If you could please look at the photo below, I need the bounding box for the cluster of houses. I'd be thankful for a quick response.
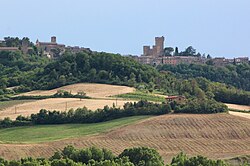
[35,36,92,58]
[211,57,249,66]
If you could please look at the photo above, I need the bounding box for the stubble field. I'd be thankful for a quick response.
[17,83,135,98]
[0,113,250,163]
[0,83,136,119]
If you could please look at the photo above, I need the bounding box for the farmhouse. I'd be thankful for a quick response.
[165,96,186,103]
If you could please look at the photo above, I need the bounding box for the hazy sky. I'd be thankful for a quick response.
[1,0,250,58]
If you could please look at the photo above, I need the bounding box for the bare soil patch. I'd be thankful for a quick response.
[1,114,250,163]
[17,83,135,98]
[0,98,134,120]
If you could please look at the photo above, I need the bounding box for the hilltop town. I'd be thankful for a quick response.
[131,36,249,66]
[0,36,92,59]
[0,36,249,66]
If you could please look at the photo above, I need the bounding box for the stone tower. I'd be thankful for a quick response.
[155,36,164,56]
[143,46,150,56]
[51,36,57,43]
[21,39,29,54]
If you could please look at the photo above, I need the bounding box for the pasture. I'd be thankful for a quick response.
[0,116,150,143]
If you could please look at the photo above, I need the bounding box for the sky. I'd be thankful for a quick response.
[1,0,250,58]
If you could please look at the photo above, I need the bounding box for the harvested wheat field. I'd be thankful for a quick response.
[229,111,250,120]
[1,114,250,163]
[0,98,134,120]
[18,83,135,98]
[226,103,250,111]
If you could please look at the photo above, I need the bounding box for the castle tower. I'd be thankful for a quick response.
[143,46,150,56]
[21,39,29,54]
[51,36,57,43]
[155,36,164,56]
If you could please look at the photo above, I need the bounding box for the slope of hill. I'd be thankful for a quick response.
[0,98,136,120]
[158,63,250,91]
[1,114,250,162]
[0,83,136,120]
[1,50,250,106]
[0,116,150,143]
[17,83,135,98]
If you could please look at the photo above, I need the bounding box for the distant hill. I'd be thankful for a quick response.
[0,49,249,105]
[158,63,250,91]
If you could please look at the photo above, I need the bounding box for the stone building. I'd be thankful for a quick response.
[36,36,66,58]
[234,57,249,64]
[136,36,207,66]
[165,95,186,103]
[143,36,165,57]
[66,46,92,54]
[212,57,249,66]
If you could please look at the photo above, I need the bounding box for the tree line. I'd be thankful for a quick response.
[0,99,228,128]
[0,145,229,166]
[157,63,250,91]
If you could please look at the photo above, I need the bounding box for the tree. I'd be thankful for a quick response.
[77,90,86,101]
[0,78,8,89]
[58,75,66,87]
[128,73,136,87]
[185,46,196,56]
[98,70,109,80]
[164,47,174,56]
[174,47,179,56]
[207,54,212,59]
[88,68,97,81]
[62,145,76,158]
[119,147,164,166]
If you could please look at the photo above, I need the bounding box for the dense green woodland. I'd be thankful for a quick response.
[157,63,250,91]
[0,50,249,105]
[0,145,230,166]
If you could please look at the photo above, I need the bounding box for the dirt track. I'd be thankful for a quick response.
[1,114,250,163]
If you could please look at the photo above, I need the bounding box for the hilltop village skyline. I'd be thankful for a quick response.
[0,36,249,66]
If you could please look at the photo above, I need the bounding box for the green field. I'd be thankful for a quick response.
[0,100,35,111]
[115,91,165,102]
[0,116,151,144]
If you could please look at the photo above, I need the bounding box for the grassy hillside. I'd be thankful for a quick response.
[0,116,151,143]
[114,90,165,102]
